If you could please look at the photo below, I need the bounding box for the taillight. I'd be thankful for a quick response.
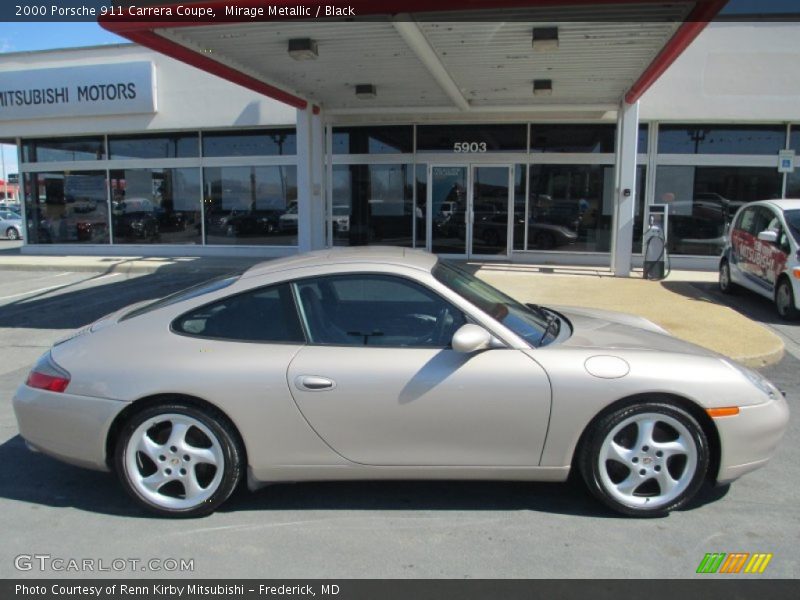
[26,352,71,393]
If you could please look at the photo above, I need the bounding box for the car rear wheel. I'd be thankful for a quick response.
[775,278,799,321]
[115,402,243,517]
[580,402,709,517]
[718,260,737,294]
[6,227,19,240]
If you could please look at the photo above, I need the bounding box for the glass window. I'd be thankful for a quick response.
[173,283,304,343]
[530,125,616,153]
[332,126,413,154]
[294,274,465,347]
[331,164,414,247]
[654,166,782,256]
[122,274,239,322]
[527,164,612,252]
[24,171,109,244]
[416,124,527,153]
[783,209,800,245]
[203,166,297,246]
[790,125,800,152]
[109,133,199,159]
[638,124,649,152]
[433,261,551,347]
[23,137,105,162]
[109,168,202,245]
[657,125,786,155]
[202,129,296,157]
[632,166,648,255]
[513,164,527,251]
[415,164,427,248]
[785,169,800,198]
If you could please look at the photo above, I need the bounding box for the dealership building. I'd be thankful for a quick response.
[1,1,799,274]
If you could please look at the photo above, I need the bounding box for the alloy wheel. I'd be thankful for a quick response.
[124,413,225,511]
[597,412,698,510]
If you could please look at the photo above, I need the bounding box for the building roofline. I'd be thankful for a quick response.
[0,42,138,59]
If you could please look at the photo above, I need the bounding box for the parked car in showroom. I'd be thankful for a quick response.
[719,199,800,320]
[0,209,23,240]
[14,248,788,518]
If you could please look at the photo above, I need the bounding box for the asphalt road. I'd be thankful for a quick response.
[0,267,797,579]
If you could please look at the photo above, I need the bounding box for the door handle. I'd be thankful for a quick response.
[295,375,336,391]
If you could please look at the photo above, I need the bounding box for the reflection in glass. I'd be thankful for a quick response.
[529,125,615,153]
[23,137,105,162]
[527,165,610,252]
[431,166,468,254]
[331,164,414,247]
[658,125,786,155]
[110,169,201,244]
[24,171,109,244]
[202,129,296,157]
[654,166,782,256]
[109,134,199,159]
[513,164,527,251]
[471,166,510,256]
[332,126,413,154]
[415,164,427,248]
[203,166,298,246]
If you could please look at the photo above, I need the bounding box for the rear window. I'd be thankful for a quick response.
[121,274,239,321]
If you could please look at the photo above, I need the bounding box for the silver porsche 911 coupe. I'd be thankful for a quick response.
[13,248,789,518]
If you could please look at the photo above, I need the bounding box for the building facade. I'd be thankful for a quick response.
[1,21,799,270]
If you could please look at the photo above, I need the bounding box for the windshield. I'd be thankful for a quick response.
[785,209,800,244]
[120,273,239,321]
[433,261,551,347]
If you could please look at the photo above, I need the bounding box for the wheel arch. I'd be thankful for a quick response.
[104,393,247,471]
[572,392,721,483]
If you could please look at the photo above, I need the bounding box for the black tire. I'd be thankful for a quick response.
[775,278,800,321]
[579,402,709,517]
[114,402,244,518]
[718,259,737,295]
[6,227,19,240]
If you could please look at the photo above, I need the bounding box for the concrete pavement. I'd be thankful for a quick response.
[0,251,785,367]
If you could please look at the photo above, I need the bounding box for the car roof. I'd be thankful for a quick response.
[241,246,439,279]
[754,198,800,211]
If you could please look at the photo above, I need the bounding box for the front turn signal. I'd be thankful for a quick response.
[706,407,740,418]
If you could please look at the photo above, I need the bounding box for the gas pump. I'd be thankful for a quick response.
[643,204,669,281]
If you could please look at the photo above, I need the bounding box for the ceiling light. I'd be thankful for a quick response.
[355,84,377,99]
[532,27,559,52]
[533,79,553,96]
[288,38,318,60]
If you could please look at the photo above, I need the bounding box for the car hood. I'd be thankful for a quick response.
[552,305,719,358]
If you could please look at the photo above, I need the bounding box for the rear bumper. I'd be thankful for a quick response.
[12,384,129,472]
[715,394,790,484]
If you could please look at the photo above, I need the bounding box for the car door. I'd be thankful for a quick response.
[286,273,551,467]
[730,206,762,291]
[751,207,790,292]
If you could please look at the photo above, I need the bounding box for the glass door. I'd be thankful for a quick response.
[430,165,468,256]
[470,165,512,258]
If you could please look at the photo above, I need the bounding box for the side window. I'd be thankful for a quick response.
[294,274,466,347]
[737,207,757,234]
[172,283,305,343]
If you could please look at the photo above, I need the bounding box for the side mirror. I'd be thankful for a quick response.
[451,324,493,353]
[757,229,778,244]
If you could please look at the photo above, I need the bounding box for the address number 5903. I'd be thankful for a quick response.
[453,142,488,153]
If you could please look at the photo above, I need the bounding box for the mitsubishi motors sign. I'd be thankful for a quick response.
[0,61,156,121]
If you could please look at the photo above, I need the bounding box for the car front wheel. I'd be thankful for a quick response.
[775,278,799,321]
[115,402,243,517]
[6,227,19,240]
[718,259,737,294]
[580,402,709,517]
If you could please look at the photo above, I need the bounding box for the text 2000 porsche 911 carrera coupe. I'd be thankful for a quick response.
[13,248,788,517]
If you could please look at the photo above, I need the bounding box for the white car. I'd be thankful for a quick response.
[719,199,800,319]
[0,209,23,240]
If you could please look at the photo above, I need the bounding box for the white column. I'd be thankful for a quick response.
[611,100,640,277]
[296,107,327,252]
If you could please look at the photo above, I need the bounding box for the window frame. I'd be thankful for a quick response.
[289,272,468,349]
[169,281,307,345]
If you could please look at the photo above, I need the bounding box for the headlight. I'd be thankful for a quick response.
[722,359,780,400]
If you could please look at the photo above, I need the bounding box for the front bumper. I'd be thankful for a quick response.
[715,394,790,484]
[12,384,129,472]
